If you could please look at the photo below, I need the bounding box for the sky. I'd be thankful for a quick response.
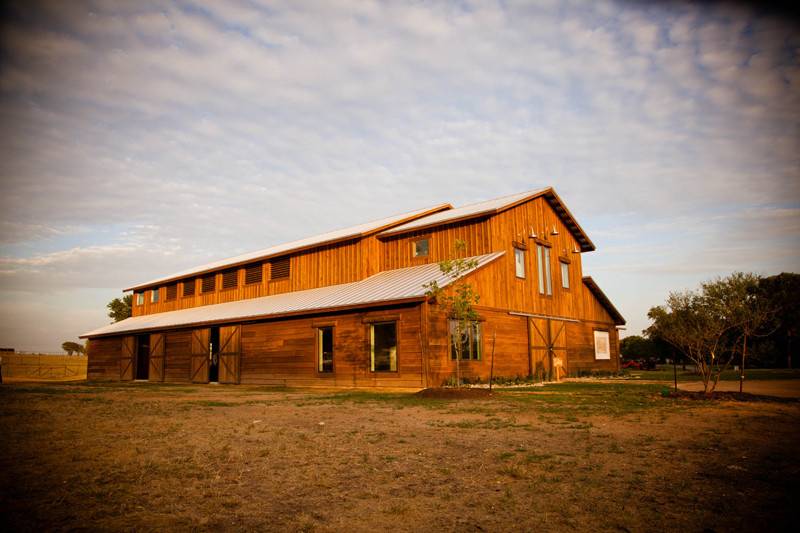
[0,0,798,352]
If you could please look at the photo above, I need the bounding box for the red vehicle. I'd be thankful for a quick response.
[621,360,642,370]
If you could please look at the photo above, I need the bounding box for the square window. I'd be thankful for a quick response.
[594,330,610,360]
[413,238,429,258]
[370,322,397,372]
[222,269,238,290]
[449,320,482,361]
[245,263,263,285]
[201,274,216,293]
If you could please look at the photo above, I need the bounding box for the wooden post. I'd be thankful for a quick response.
[526,318,533,379]
[740,333,747,394]
[673,353,677,393]
[489,329,497,392]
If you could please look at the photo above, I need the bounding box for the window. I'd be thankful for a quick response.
[222,269,238,290]
[183,279,195,297]
[536,244,552,296]
[166,283,178,301]
[151,288,160,303]
[135,292,144,306]
[560,260,570,289]
[514,248,525,278]
[449,320,482,361]
[370,322,397,372]
[317,327,334,373]
[245,263,263,285]
[201,274,216,293]
[594,330,611,360]
[412,238,429,257]
[271,256,290,279]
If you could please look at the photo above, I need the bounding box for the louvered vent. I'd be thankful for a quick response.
[270,257,290,279]
[222,269,238,290]
[183,280,195,297]
[166,283,178,301]
[245,263,263,285]
[202,274,216,293]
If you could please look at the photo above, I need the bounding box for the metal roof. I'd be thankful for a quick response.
[84,252,505,338]
[377,187,596,252]
[125,202,452,291]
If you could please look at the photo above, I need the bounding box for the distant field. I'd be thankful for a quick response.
[626,367,800,382]
[1,381,797,531]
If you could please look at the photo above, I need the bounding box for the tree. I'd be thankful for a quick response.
[107,294,132,323]
[61,341,85,356]
[758,273,800,368]
[423,240,480,388]
[645,273,757,395]
[620,335,655,360]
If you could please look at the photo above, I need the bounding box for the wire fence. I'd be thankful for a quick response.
[0,354,88,382]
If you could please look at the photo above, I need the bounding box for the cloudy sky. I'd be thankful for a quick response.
[0,0,798,352]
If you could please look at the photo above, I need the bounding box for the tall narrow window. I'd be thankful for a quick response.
[183,279,195,297]
[166,283,178,301]
[245,263,263,285]
[317,327,334,373]
[201,274,216,293]
[536,244,552,296]
[412,238,429,257]
[449,320,482,360]
[560,260,570,289]
[151,288,160,303]
[222,269,238,290]
[135,292,144,305]
[514,248,525,279]
[594,330,611,360]
[270,257,290,279]
[370,322,397,372]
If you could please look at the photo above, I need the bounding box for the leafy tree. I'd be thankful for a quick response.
[107,294,132,323]
[757,273,800,368]
[424,240,480,388]
[620,335,655,360]
[61,341,84,355]
[646,273,758,395]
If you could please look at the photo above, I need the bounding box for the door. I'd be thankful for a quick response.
[190,328,210,383]
[135,334,150,379]
[149,332,165,382]
[218,325,241,384]
[528,318,568,381]
[120,336,135,381]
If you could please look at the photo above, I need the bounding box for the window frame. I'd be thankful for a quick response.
[316,326,334,374]
[412,237,429,258]
[536,244,553,296]
[182,279,195,298]
[150,288,160,304]
[448,319,482,361]
[135,292,144,306]
[514,247,526,279]
[165,283,178,301]
[560,260,570,290]
[244,263,263,285]
[270,257,290,280]
[369,321,398,373]
[201,274,216,294]
[221,268,238,291]
[593,330,611,360]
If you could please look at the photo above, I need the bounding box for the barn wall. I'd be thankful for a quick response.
[566,321,620,373]
[86,337,122,380]
[164,330,192,382]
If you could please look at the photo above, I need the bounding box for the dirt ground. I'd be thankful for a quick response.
[678,379,800,398]
[1,382,798,532]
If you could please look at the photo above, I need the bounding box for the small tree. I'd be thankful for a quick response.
[423,240,480,388]
[61,341,84,356]
[107,294,132,323]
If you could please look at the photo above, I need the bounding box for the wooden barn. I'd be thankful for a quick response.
[82,188,625,388]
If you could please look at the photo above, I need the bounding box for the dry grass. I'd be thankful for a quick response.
[0,381,798,532]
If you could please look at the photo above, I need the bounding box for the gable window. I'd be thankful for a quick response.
[183,279,195,297]
[594,330,611,360]
[245,263,263,285]
[135,292,144,306]
[560,260,570,289]
[449,320,482,361]
[270,256,290,280]
[514,248,525,279]
[201,274,216,293]
[317,326,334,373]
[536,244,552,296]
[222,269,238,290]
[412,238,429,258]
[370,322,397,372]
[151,288,160,303]
[166,283,178,301]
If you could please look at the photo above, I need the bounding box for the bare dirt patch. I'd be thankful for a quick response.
[415,387,495,399]
[1,382,798,532]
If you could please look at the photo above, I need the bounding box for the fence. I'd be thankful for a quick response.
[1,354,88,382]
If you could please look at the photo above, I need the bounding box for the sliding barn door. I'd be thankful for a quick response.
[218,325,241,384]
[120,336,135,381]
[149,332,165,382]
[528,318,569,381]
[190,328,210,383]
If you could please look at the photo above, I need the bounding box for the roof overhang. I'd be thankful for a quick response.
[582,276,626,326]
